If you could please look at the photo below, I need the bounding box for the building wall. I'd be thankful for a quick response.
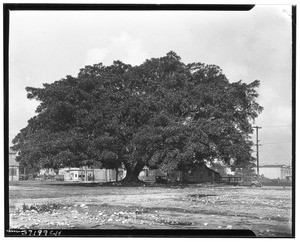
[185,168,207,183]
[93,169,107,182]
[260,167,282,179]
[60,168,118,182]
[63,168,93,181]
[169,171,183,182]
[169,166,221,183]
[106,169,116,182]
[9,166,19,181]
[94,169,117,182]
[183,166,221,183]
[281,166,292,179]
[9,151,19,181]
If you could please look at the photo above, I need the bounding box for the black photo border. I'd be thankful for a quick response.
[3,3,295,238]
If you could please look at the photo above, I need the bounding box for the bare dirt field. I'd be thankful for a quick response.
[8,181,293,237]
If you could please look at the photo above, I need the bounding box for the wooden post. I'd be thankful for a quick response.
[253,126,262,176]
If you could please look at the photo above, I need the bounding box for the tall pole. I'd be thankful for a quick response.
[253,126,262,176]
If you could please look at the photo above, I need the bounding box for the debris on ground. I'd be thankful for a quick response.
[9,182,292,237]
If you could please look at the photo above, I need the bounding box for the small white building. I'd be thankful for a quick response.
[59,167,94,181]
[259,165,292,179]
[94,169,117,182]
[58,167,123,182]
[9,149,19,181]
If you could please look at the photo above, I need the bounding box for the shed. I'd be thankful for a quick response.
[61,167,94,181]
[169,163,221,183]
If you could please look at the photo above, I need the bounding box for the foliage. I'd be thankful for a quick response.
[11,51,263,181]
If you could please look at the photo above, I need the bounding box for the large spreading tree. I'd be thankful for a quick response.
[11,51,263,182]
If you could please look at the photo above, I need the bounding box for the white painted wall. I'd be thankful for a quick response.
[260,167,282,179]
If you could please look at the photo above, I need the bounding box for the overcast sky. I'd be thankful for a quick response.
[9,5,293,166]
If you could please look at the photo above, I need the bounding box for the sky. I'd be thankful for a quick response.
[8,5,293,166]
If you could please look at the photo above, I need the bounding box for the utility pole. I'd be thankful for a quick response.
[253,126,262,176]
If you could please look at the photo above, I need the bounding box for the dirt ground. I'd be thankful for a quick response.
[8,181,293,237]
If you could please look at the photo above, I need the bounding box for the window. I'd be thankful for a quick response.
[75,174,77,177]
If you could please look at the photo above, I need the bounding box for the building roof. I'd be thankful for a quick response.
[194,163,221,175]
[63,167,93,171]
[207,167,221,175]
[209,166,228,176]
[260,165,291,168]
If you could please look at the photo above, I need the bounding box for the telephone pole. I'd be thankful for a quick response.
[253,126,262,176]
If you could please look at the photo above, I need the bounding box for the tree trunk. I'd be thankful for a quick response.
[122,162,144,183]
[122,167,141,182]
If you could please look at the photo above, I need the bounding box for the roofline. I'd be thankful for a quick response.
[260,165,292,168]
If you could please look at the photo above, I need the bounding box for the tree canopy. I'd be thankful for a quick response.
[11,51,263,181]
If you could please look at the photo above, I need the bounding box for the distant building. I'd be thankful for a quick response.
[181,163,221,183]
[259,165,292,179]
[59,167,94,181]
[168,170,184,182]
[93,169,118,182]
[139,163,221,183]
[58,167,123,182]
[9,149,19,181]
